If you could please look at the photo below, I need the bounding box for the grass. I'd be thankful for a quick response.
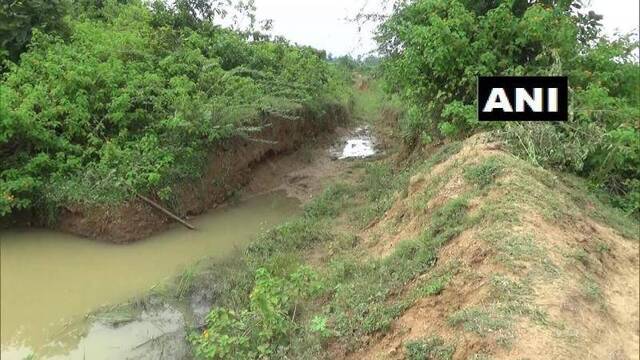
[303,183,352,218]
[582,277,604,305]
[448,306,513,339]
[351,78,385,123]
[319,195,473,349]
[405,336,455,360]
[464,157,503,189]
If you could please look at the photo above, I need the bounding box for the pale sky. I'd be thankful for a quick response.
[248,0,639,56]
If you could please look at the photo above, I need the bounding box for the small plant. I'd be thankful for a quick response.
[190,266,322,359]
[304,183,351,218]
[595,242,611,255]
[464,158,502,189]
[568,248,592,268]
[582,277,604,304]
[405,336,454,360]
[176,267,196,299]
[309,315,332,338]
[448,307,512,337]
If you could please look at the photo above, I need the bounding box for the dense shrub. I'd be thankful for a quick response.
[378,0,639,214]
[0,0,350,219]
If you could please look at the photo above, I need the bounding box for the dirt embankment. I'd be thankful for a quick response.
[344,135,639,359]
[57,105,349,243]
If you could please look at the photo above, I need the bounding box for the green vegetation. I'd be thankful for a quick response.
[0,0,351,221]
[405,336,455,360]
[189,266,323,359]
[187,142,471,357]
[463,157,502,189]
[3,1,638,359]
[378,0,639,215]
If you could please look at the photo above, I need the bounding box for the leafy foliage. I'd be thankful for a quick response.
[0,0,349,219]
[189,266,322,359]
[0,0,70,64]
[378,0,639,214]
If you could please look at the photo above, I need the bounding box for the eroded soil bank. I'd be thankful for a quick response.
[57,105,349,243]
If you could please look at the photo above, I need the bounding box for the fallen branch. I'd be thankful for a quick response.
[137,194,196,230]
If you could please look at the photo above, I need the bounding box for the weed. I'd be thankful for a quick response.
[304,183,352,218]
[404,336,454,360]
[309,315,332,338]
[464,157,502,189]
[448,306,515,346]
[420,276,448,296]
[490,275,532,303]
[582,277,604,305]
[567,248,592,268]
[190,266,322,359]
[595,242,611,255]
[448,306,512,336]
[176,266,197,299]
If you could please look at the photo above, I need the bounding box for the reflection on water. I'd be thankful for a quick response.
[0,192,300,359]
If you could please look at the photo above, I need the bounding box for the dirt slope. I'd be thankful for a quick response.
[351,134,639,359]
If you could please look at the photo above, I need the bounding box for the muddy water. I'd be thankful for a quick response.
[0,192,301,359]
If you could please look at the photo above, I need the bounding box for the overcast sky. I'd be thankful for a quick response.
[248,0,639,56]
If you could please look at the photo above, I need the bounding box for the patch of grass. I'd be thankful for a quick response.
[482,230,547,270]
[176,266,197,299]
[416,142,464,173]
[558,173,639,240]
[567,248,592,269]
[489,275,532,303]
[464,157,502,189]
[595,241,611,255]
[304,183,352,218]
[405,336,455,360]
[448,306,513,338]
[582,277,604,305]
[352,79,385,123]
[419,274,449,296]
[246,218,334,268]
[323,197,473,348]
[425,197,470,246]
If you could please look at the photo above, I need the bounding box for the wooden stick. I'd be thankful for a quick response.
[136,194,196,230]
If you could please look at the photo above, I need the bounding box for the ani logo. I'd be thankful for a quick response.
[478,76,568,121]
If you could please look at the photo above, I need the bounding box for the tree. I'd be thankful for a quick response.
[0,0,69,63]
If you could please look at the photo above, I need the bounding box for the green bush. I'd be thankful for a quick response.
[378,0,639,214]
[0,0,349,220]
[189,266,322,359]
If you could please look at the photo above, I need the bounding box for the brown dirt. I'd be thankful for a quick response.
[242,126,354,204]
[344,134,640,359]
[57,106,349,243]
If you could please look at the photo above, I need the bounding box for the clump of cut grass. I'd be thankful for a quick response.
[405,336,455,360]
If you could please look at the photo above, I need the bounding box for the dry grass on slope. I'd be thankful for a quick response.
[351,134,639,360]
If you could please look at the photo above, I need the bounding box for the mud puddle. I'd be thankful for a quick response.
[0,191,300,359]
[330,126,379,160]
